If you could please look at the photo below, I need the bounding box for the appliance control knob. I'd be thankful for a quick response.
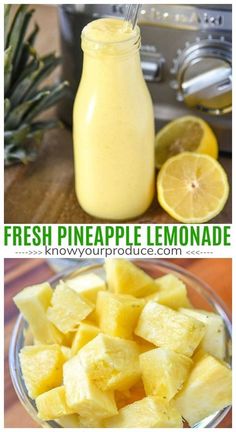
[140,46,165,82]
[171,37,232,114]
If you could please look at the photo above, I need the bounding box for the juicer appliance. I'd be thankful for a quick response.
[58,4,232,152]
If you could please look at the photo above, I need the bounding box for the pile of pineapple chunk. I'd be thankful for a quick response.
[13,259,232,428]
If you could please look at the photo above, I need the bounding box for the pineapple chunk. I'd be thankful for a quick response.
[56,414,81,428]
[60,346,71,361]
[105,259,157,297]
[140,348,193,400]
[63,357,118,418]
[79,417,104,427]
[104,396,183,428]
[78,334,141,391]
[19,345,64,398]
[36,386,75,420]
[115,380,146,409]
[96,291,144,339]
[135,301,205,357]
[71,321,100,355]
[61,331,75,348]
[13,283,63,344]
[86,308,98,324]
[175,352,232,426]
[180,308,226,360]
[66,272,106,303]
[47,281,94,333]
[134,335,156,353]
[146,274,191,309]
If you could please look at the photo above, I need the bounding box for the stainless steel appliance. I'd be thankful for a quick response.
[58,4,232,152]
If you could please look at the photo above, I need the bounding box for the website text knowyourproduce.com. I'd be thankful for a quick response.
[43,245,182,257]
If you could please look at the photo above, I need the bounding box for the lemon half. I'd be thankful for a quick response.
[157,152,229,223]
[155,116,218,168]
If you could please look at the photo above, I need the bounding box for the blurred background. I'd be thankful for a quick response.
[4,257,232,427]
[4,4,232,224]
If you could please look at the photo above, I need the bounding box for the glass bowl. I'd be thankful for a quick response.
[9,259,232,428]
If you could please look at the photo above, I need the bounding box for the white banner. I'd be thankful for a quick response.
[3,224,232,259]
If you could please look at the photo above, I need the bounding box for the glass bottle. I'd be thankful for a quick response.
[73,18,155,220]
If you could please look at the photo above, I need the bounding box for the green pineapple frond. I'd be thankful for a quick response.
[4,5,69,166]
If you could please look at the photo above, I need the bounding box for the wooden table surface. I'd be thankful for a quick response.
[4,258,232,428]
[4,5,232,224]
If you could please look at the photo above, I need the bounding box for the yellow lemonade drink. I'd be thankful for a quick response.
[73,18,155,220]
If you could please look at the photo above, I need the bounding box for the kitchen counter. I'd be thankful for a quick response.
[4,258,232,427]
[4,5,232,224]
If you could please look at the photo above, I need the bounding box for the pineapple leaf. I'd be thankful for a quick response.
[4,4,68,166]
[30,119,63,132]
[4,46,13,68]
[25,54,62,100]
[6,5,29,65]
[4,99,11,119]
[4,5,11,48]
[26,120,62,144]
[9,61,44,107]
[10,56,40,95]
[5,144,37,166]
[12,9,35,78]
[4,46,13,94]
[28,120,63,142]
[6,5,35,79]
[24,82,69,122]
[4,5,32,92]
[17,24,40,72]
[28,23,40,46]
[5,91,50,130]
[28,130,44,145]
[10,54,61,105]
[5,124,30,146]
